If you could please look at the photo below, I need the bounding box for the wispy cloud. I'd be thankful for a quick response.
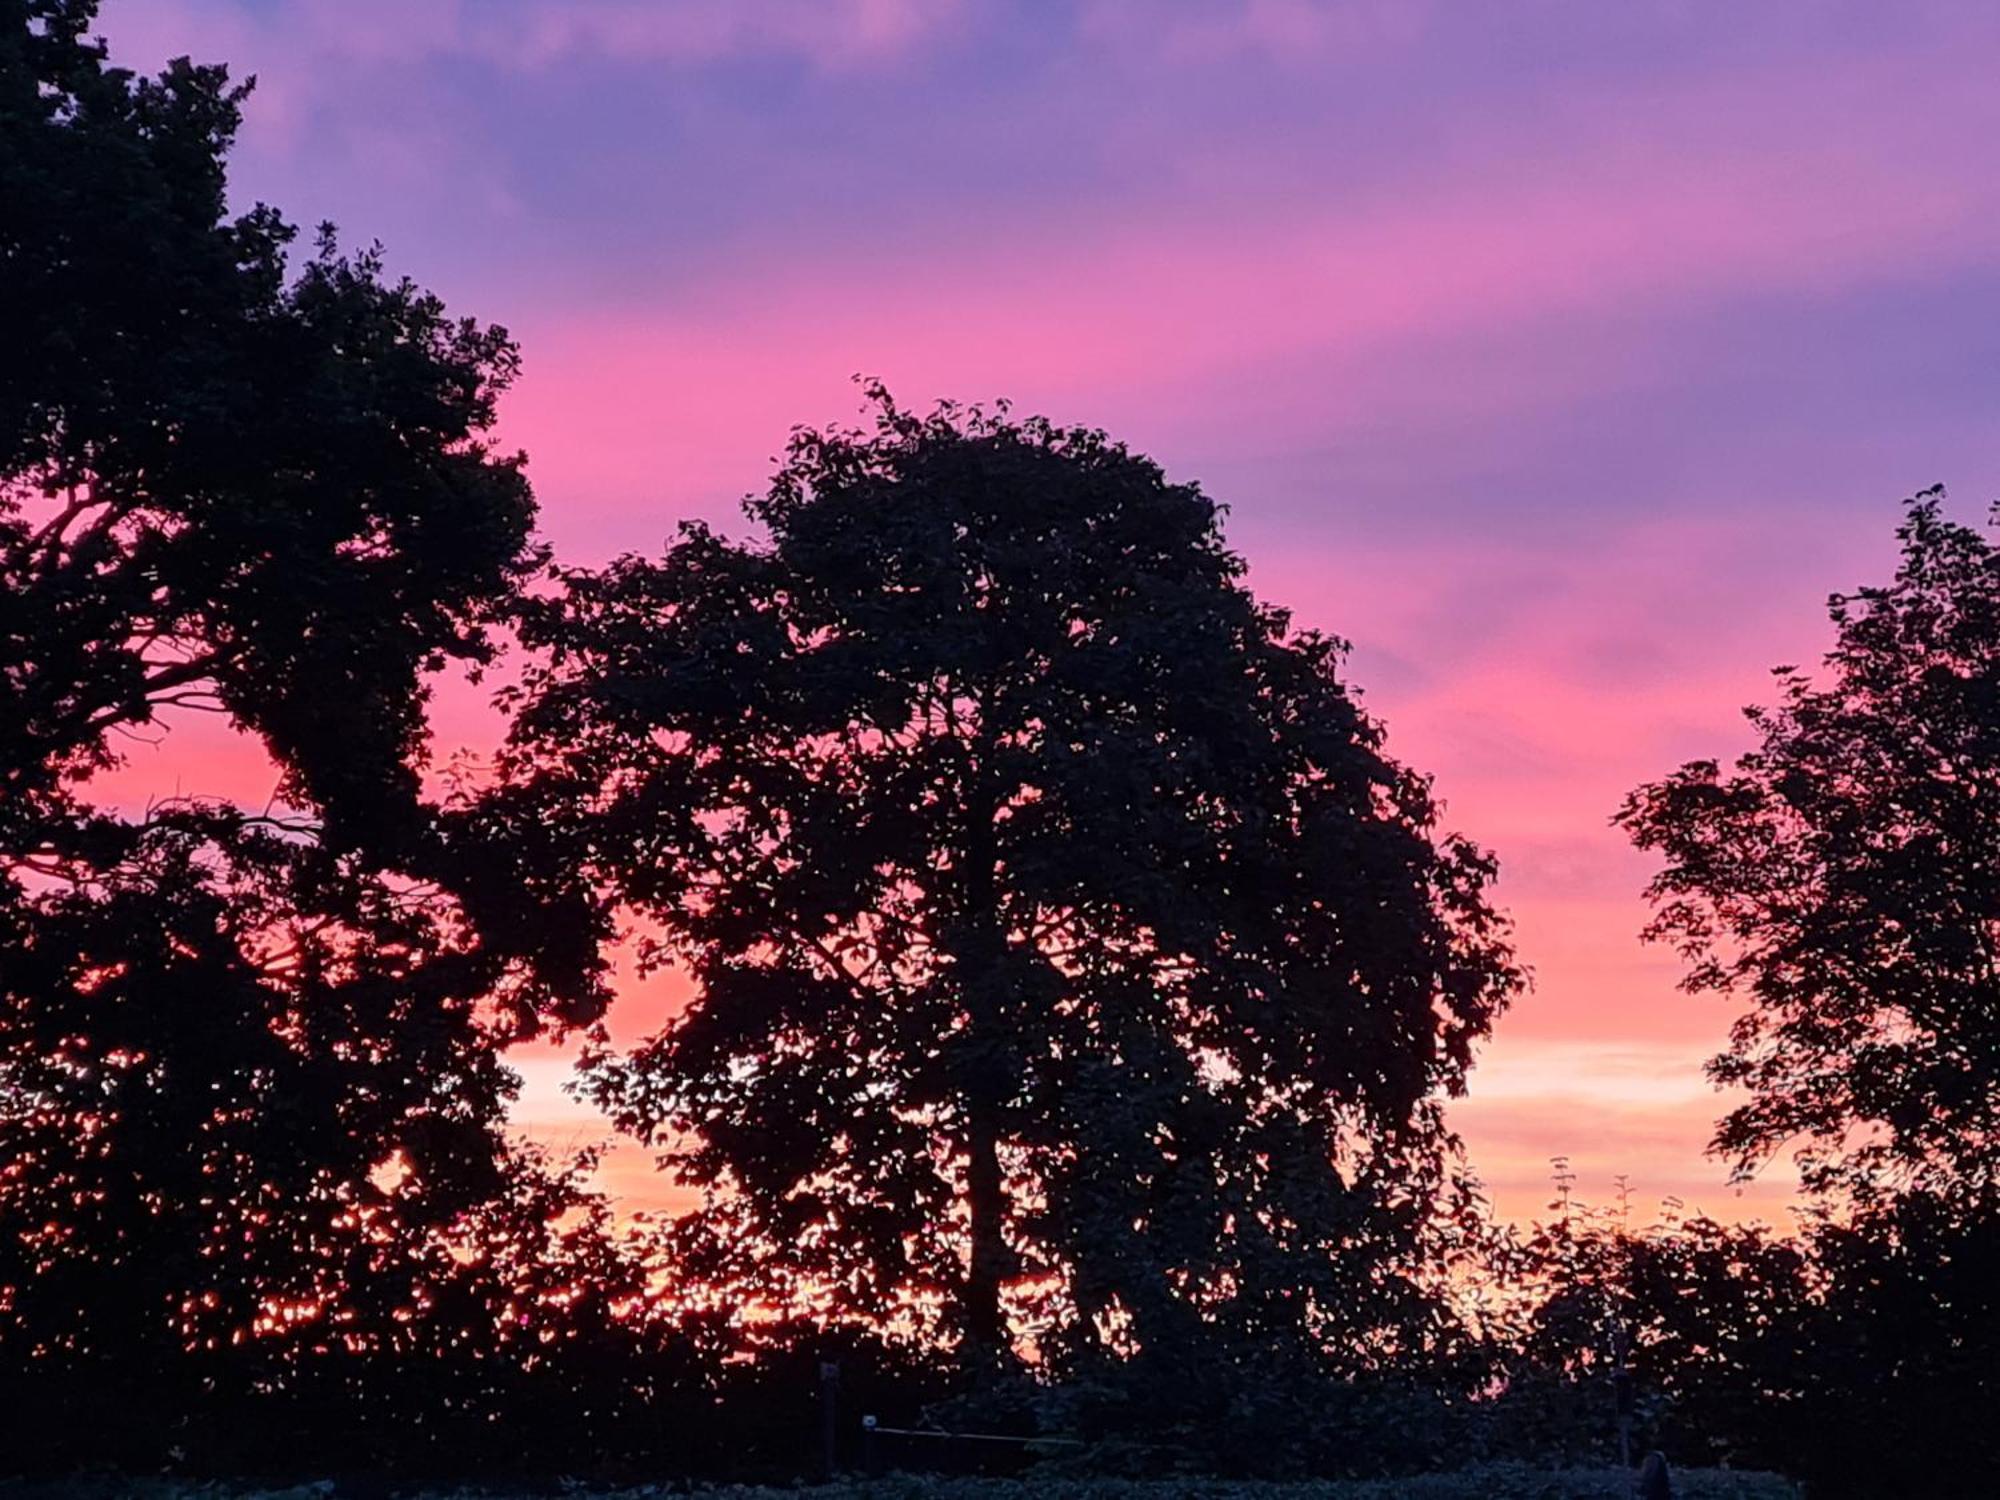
[484,0,963,69]
[104,0,960,76]
[1078,0,1432,66]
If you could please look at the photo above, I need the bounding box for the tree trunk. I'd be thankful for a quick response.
[963,1101,1008,1356]
[958,708,1011,1364]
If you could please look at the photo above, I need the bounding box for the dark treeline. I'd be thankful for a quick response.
[2,6,1996,1496]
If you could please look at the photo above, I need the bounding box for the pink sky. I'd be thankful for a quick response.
[94,0,2000,1228]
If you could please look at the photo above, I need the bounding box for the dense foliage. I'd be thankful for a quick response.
[3,6,537,860]
[0,0,615,1470]
[499,389,1520,1391]
[1618,490,2000,1208]
[1617,490,2000,1495]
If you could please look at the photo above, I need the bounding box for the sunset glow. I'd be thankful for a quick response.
[91,0,2000,1232]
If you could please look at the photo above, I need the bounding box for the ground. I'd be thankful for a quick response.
[0,1466,1801,1499]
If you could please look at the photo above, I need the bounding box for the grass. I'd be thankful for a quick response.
[0,1466,1803,1500]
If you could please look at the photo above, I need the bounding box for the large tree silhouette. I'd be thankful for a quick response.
[1619,491,2000,1209]
[0,3,609,1463]
[504,390,1520,1374]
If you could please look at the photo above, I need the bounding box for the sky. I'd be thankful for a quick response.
[96,0,2000,1228]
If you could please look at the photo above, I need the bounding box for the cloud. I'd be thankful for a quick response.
[101,0,961,78]
[486,0,961,69]
[486,25,2000,548]
[1452,1037,1802,1226]
[1077,0,1432,66]
[96,0,966,184]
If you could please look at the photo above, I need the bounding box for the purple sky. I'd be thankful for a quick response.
[99,0,2000,1225]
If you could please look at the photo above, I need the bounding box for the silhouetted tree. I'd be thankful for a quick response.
[1618,490,2000,1209]
[1,2,557,853]
[502,387,1521,1383]
[0,3,614,1470]
[1618,489,2000,1496]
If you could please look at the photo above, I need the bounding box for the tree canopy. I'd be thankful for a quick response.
[501,388,1521,1378]
[2,0,553,869]
[1618,490,2000,1209]
[1613,490,2000,1496]
[0,2,611,1463]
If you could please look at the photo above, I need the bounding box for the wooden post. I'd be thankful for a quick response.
[1611,1342,1634,1470]
[818,1359,841,1478]
[1636,1450,1673,1499]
